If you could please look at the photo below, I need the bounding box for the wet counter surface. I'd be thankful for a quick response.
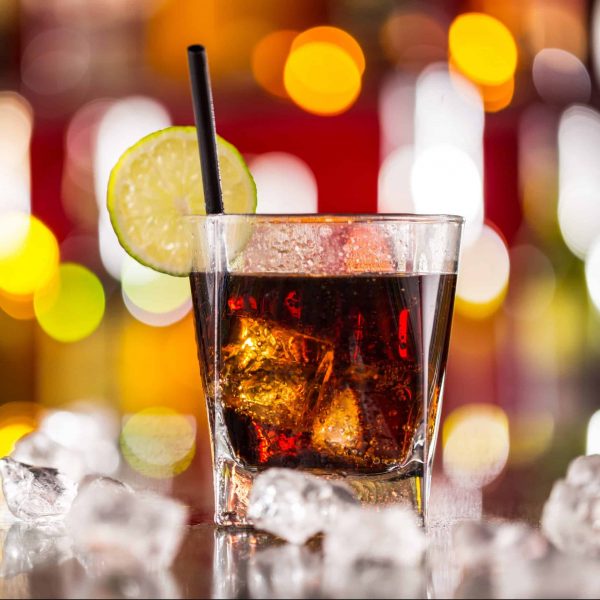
[0,480,551,600]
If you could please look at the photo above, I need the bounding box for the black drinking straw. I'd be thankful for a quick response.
[187,44,224,214]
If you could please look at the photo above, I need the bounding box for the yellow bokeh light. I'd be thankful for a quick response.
[0,213,59,296]
[284,42,362,116]
[449,13,517,86]
[120,406,196,479]
[0,402,40,457]
[292,26,365,75]
[443,403,509,489]
[0,423,35,458]
[252,29,298,98]
[34,263,105,343]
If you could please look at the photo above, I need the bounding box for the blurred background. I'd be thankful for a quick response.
[1,0,599,521]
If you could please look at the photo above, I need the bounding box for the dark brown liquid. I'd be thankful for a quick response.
[192,273,456,474]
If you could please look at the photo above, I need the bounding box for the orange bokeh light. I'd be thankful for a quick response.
[252,29,298,98]
[449,13,517,86]
[0,289,35,320]
[292,26,365,74]
[284,41,362,116]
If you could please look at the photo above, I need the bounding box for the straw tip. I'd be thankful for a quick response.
[188,44,206,55]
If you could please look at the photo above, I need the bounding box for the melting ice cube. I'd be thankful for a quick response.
[323,506,427,569]
[67,477,188,572]
[0,458,78,522]
[247,468,358,545]
[541,454,600,557]
[222,317,333,432]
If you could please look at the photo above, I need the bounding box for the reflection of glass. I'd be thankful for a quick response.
[212,529,428,599]
[190,215,463,525]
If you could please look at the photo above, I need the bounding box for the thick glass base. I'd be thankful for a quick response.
[214,457,425,527]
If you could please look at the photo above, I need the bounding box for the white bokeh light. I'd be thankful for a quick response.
[456,225,510,308]
[121,255,192,328]
[377,146,414,213]
[0,93,32,215]
[411,144,483,244]
[378,72,416,159]
[586,409,600,455]
[558,105,600,258]
[414,65,484,167]
[413,65,484,245]
[94,96,171,279]
[250,152,318,213]
[532,48,591,105]
[585,237,600,313]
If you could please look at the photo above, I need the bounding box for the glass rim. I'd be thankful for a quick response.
[184,212,465,224]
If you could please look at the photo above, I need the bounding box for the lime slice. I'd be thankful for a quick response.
[107,126,257,276]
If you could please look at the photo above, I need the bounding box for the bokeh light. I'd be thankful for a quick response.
[411,145,483,244]
[121,256,192,327]
[533,49,591,106]
[0,289,35,321]
[377,146,414,213]
[291,26,365,74]
[529,1,587,60]
[413,65,484,244]
[94,96,171,279]
[118,316,201,417]
[0,401,40,458]
[585,237,600,314]
[443,403,510,489]
[0,92,33,172]
[558,105,600,258]
[380,8,447,70]
[0,212,59,296]
[22,28,90,95]
[251,30,298,98]
[0,422,35,458]
[120,406,196,479]
[479,76,515,113]
[284,41,362,116]
[378,72,416,159]
[449,13,517,86]
[250,152,318,213]
[455,225,510,319]
[586,409,600,455]
[34,263,105,343]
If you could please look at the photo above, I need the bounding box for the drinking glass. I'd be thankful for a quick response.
[188,214,463,526]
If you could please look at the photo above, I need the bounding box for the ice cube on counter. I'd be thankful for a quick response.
[67,477,188,571]
[452,520,549,572]
[0,457,78,522]
[247,468,358,545]
[323,506,427,569]
[541,454,600,557]
[12,406,120,482]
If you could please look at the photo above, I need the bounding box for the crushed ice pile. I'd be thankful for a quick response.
[0,405,189,587]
